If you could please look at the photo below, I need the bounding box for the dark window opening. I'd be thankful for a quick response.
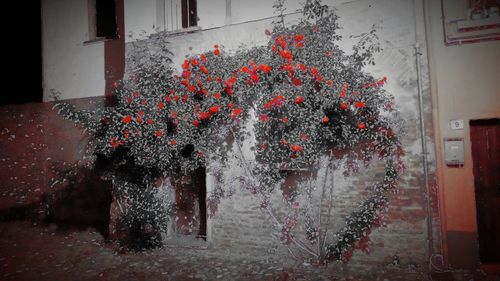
[96,0,117,38]
[181,0,197,28]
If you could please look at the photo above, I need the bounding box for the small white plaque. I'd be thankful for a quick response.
[450,119,464,130]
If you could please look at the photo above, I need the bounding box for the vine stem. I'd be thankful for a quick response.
[321,152,335,250]
[317,155,330,258]
[229,126,319,259]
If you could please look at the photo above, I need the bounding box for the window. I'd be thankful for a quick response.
[156,0,198,32]
[88,0,118,40]
[181,0,197,28]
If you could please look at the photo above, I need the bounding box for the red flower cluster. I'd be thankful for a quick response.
[264,95,286,109]
[240,61,272,84]
[294,96,305,104]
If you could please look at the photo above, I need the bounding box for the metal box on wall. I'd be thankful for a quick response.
[444,138,465,167]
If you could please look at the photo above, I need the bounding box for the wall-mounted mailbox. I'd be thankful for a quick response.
[444,138,464,167]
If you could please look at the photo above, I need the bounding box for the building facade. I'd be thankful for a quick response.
[33,0,500,273]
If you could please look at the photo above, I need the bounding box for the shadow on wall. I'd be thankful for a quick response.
[0,169,113,239]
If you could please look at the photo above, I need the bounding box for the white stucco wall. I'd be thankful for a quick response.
[123,0,357,42]
[42,0,105,101]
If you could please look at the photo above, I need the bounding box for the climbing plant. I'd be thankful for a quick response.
[54,0,404,263]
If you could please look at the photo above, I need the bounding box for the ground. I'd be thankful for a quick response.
[1,221,498,281]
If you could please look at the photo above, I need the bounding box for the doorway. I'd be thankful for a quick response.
[470,118,500,264]
[173,167,207,240]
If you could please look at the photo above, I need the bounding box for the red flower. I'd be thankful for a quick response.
[165,96,172,102]
[276,36,286,48]
[377,76,387,86]
[259,114,270,122]
[200,66,209,74]
[182,94,189,103]
[294,34,304,42]
[310,68,318,75]
[224,77,237,87]
[271,45,277,52]
[340,103,349,110]
[171,111,178,118]
[355,101,365,108]
[138,111,145,117]
[340,83,348,97]
[250,73,259,83]
[147,119,154,125]
[228,103,234,109]
[290,144,303,152]
[280,50,293,60]
[170,139,177,145]
[294,96,305,104]
[133,91,140,98]
[190,58,199,66]
[182,59,190,69]
[122,115,132,124]
[281,117,289,123]
[123,130,129,139]
[199,111,211,120]
[241,66,249,73]
[281,139,288,145]
[358,122,366,129]
[200,54,207,62]
[296,42,304,48]
[126,97,132,104]
[322,116,329,123]
[273,95,285,107]
[193,119,200,127]
[182,70,191,79]
[209,105,219,114]
[181,79,189,86]
[158,102,165,109]
[292,78,302,86]
[213,92,221,99]
[155,130,163,137]
[136,117,143,124]
[230,108,242,118]
[297,64,306,71]
[281,64,294,74]
[187,85,196,92]
[258,64,271,73]
[213,49,220,56]
[327,80,333,87]
[110,137,120,148]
